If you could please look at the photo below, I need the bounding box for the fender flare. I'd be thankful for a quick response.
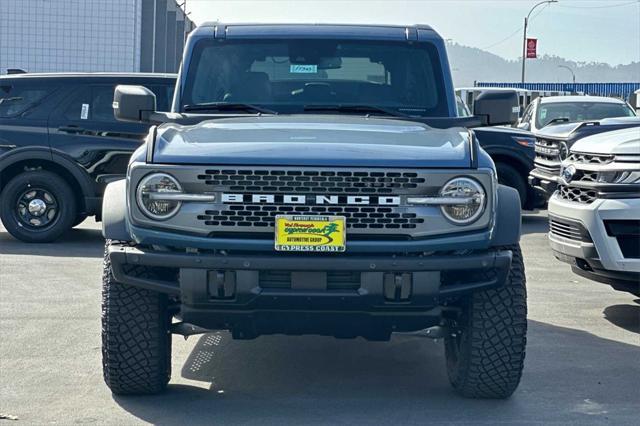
[102,179,131,241]
[482,146,532,172]
[490,184,522,247]
[0,147,95,198]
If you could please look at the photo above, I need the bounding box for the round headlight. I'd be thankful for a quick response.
[439,177,486,225]
[136,173,182,220]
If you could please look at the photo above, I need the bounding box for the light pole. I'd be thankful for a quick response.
[557,65,576,91]
[521,0,558,83]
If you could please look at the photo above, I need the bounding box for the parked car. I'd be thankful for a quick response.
[548,126,640,296]
[473,126,537,208]
[515,95,636,133]
[459,92,538,209]
[529,117,640,200]
[0,72,176,242]
[101,23,527,398]
[629,89,640,113]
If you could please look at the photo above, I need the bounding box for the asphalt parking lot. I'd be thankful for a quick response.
[0,211,638,425]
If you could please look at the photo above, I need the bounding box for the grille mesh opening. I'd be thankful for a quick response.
[259,271,361,290]
[558,184,597,204]
[197,205,424,229]
[549,217,591,242]
[197,169,426,194]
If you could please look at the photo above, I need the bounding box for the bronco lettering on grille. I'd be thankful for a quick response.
[221,194,401,206]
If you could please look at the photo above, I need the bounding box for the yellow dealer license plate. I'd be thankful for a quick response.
[275,215,346,252]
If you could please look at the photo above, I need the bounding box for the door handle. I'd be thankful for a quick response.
[58,125,84,133]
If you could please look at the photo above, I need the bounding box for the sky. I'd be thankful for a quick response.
[183,0,640,66]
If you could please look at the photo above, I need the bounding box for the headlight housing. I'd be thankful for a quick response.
[439,177,486,225]
[136,173,182,220]
[597,170,640,184]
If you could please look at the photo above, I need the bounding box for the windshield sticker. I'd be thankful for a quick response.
[81,103,89,120]
[290,64,318,74]
[539,108,547,120]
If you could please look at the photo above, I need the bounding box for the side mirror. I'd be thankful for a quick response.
[113,85,156,123]
[517,122,530,131]
[473,90,520,126]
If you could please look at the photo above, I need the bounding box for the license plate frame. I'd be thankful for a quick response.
[274,215,346,252]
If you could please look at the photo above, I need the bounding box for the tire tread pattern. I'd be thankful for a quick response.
[101,240,171,395]
[446,244,527,399]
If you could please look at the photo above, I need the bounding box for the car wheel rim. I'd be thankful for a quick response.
[15,187,59,230]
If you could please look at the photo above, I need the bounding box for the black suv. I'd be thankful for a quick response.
[0,73,176,242]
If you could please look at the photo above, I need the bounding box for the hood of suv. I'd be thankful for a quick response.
[152,115,472,168]
[570,127,640,155]
[536,117,640,140]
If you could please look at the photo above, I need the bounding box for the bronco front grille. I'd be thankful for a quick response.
[129,165,494,239]
[197,169,426,194]
[197,205,424,230]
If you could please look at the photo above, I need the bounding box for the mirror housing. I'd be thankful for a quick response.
[113,85,156,123]
[473,90,520,126]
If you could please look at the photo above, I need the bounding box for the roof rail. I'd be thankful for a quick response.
[6,68,27,74]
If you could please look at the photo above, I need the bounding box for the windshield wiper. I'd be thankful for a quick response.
[0,97,23,105]
[545,117,571,126]
[303,104,413,118]
[183,102,277,115]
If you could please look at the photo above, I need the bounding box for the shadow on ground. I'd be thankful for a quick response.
[521,213,549,236]
[0,228,104,257]
[604,302,640,334]
[113,319,639,425]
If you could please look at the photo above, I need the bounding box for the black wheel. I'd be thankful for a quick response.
[445,244,527,399]
[102,240,172,395]
[0,170,77,243]
[496,163,527,208]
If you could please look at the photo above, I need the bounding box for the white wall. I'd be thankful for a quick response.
[0,0,141,73]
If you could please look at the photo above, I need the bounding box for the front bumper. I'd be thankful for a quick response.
[528,168,559,199]
[548,194,640,294]
[108,243,513,339]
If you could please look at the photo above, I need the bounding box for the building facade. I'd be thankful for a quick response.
[0,0,193,74]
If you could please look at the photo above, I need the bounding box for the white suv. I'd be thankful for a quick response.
[548,127,640,296]
[516,95,636,133]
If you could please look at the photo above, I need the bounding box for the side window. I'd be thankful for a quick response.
[60,85,116,122]
[62,87,90,121]
[0,82,58,118]
[91,85,118,123]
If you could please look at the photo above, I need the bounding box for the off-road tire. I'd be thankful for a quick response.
[496,163,527,208]
[445,244,527,399]
[0,170,76,243]
[101,240,172,395]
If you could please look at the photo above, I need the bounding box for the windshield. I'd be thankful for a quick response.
[181,39,448,116]
[535,101,635,128]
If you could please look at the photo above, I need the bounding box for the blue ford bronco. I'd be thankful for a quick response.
[101,23,527,398]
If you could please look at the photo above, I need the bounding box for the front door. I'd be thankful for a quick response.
[47,83,151,195]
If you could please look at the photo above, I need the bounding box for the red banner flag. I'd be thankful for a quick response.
[526,38,537,59]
